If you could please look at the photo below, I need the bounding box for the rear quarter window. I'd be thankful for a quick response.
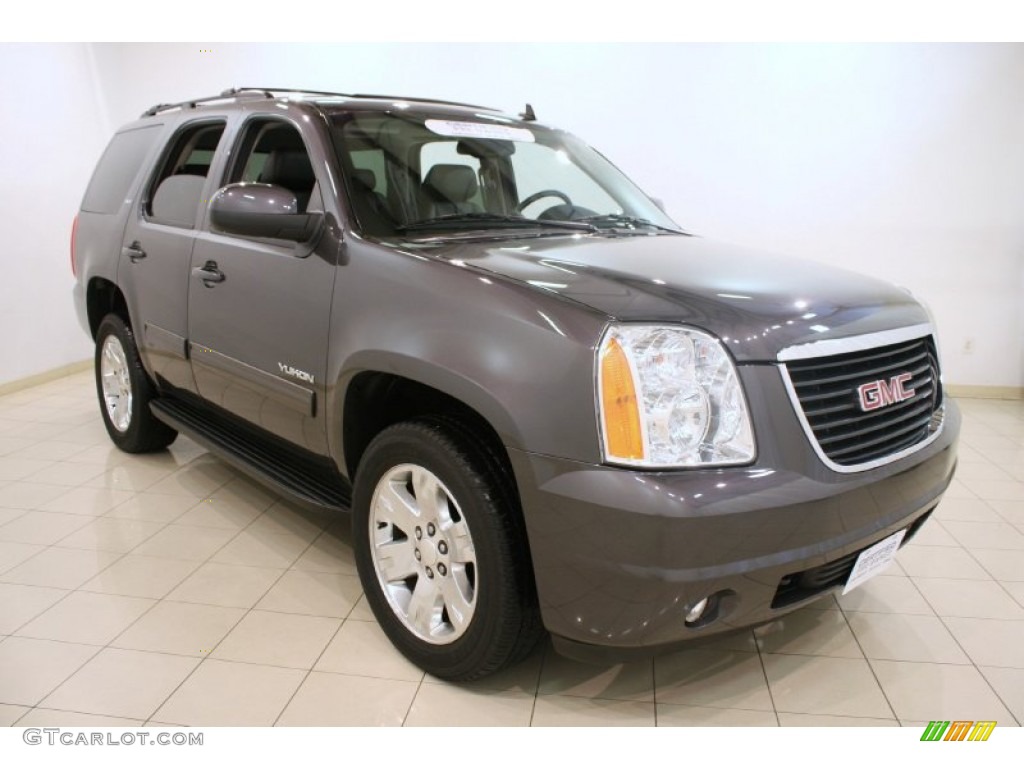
[81,125,162,214]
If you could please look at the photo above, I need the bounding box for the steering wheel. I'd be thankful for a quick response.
[516,189,572,213]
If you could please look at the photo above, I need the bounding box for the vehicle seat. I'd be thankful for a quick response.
[423,164,481,217]
[353,169,384,204]
[259,150,316,212]
[151,175,206,228]
[350,168,395,229]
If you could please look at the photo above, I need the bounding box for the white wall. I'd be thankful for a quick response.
[3,43,1022,388]
[0,44,109,385]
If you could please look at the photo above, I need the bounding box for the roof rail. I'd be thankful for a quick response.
[233,87,496,111]
[140,87,496,118]
[140,88,271,117]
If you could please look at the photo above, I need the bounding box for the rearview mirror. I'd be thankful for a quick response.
[209,183,322,242]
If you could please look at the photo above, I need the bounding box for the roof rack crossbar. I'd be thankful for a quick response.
[141,87,497,118]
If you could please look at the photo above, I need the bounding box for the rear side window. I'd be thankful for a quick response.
[81,125,162,214]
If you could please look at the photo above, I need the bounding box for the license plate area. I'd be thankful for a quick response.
[842,529,906,594]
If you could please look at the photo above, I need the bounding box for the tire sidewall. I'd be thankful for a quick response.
[353,423,512,678]
[94,315,157,451]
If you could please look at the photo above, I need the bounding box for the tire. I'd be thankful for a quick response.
[94,314,177,453]
[352,419,543,681]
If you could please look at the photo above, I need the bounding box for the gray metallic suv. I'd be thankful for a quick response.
[72,87,959,680]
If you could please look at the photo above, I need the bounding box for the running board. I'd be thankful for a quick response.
[151,398,351,513]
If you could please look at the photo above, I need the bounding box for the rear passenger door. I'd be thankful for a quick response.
[187,116,336,455]
[120,118,228,394]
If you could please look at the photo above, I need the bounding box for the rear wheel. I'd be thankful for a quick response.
[353,419,542,680]
[94,314,177,453]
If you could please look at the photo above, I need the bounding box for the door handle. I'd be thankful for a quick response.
[122,242,146,263]
[191,260,226,288]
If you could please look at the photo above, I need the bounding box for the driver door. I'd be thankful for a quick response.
[187,116,337,454]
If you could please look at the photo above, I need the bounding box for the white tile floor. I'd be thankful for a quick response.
[1,371,1023,727]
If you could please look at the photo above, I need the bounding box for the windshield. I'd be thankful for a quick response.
[329,110,683,238]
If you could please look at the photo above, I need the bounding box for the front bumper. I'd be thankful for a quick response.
[509,394,960,659]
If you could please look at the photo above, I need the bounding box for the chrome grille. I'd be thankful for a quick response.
[783,335,943,468]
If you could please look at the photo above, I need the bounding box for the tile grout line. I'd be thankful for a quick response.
[751,630,782,727]
[398,674,426,727]
[14,704,148,727]
[128,505,324,725]
[651,644,659,727]
[4,393,1022,726]
[931,611,1023,728]
[3,638,106,723]
[527,642,551,727]
[271,597,368,727]
[953,502,1024,591]
[835,595,900,723]
[891,565,1023,727]
[5,457,312,726]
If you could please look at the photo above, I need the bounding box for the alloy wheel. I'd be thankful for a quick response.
[369,463,478,644]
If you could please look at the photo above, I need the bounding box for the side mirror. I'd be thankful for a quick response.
[209,183,322,242]
[651,197,667,213]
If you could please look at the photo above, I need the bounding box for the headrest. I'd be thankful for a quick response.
[259,150,315,192]
[424,164,478,203]
[352,169,377,191]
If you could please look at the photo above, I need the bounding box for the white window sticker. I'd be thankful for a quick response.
[425,119,535,143]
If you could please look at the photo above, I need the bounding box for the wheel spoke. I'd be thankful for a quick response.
[376,539,418,583]
[369,461,479,645]
[112,397,126,427]
[406,576,442,637]
[375,480,420,534]
[440,576,473,633]
[99,336,132,432]
[444,519,476,563]
[412,468,446,521]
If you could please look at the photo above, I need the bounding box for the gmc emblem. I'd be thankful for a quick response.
[858,373,915,412]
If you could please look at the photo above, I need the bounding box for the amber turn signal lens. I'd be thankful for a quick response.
[600,336,644,461]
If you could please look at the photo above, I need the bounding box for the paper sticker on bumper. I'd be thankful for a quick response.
[842,529,906,594]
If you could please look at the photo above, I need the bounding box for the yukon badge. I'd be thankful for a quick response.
[278,363,315,385]
[857,373,914,412]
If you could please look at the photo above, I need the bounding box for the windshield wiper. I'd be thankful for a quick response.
[397,212,597,233]
[577,213,685,234]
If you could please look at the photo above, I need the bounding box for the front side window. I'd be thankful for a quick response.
[331,111,681,238]
[146,121,225,228]
[227,119,319,213]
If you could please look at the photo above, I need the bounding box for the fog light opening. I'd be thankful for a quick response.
[683,589,736,629]
[684,597,710,626]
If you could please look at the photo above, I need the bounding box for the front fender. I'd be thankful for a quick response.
[323,238,611,473]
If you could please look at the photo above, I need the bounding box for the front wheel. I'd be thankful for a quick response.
[94,314,177,453]
[352,419,542,681]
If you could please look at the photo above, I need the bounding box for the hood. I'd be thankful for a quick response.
[424,233,930,361]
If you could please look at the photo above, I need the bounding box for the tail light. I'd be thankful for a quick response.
[71,215,79,277]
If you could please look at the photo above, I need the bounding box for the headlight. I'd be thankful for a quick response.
[597,325,755,467]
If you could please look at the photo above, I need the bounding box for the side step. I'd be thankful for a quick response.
[151,398,351,513]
